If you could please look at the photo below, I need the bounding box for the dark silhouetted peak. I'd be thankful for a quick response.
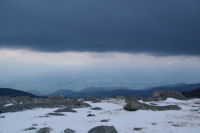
[0,88,36,97]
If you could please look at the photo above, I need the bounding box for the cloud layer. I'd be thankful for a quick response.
[0,0,200,55]
[0,49,200,91]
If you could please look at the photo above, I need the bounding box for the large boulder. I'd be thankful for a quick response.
[124,100,181,111]
[149,90,186,101]
[88,126,118,133]
[124,100,148,111]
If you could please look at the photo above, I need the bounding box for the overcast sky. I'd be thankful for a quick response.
[0,1,200,92]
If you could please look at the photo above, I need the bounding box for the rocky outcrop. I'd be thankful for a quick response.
[88,126,118,133]
[0,96,90,113]
[124,100,148,111]
[124,100,181,111]
[149,90,186,101]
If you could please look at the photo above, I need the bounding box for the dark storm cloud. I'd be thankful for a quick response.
[0,0,200,55]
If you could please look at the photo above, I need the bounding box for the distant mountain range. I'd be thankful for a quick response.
[0,88,36,97]
[48,83,200,98]
[1,83,200,98]
[25,90,43,96]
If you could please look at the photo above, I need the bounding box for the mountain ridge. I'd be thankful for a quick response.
[48,83,200,98]
[0,88,36,97]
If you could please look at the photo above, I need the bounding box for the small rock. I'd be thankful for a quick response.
[24,127,37,131]
[87,114,95,117]
[172,124,182,127]
[90,107,102,110]
[133,128,142,131]
[152,123,157,125]
[46,112,65,116]
[64,128,76,133]
[0,116,5,118]
[88,126,118,133]
[100,119,109,122]
[38,115,50,118]
[37,127,52,133]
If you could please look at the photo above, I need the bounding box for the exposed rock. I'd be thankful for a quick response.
[0,115,5,118]
[100,119,109,122]
[124,100,181,111]
[87,114,95,117]
[133,128,142,131]
[172,123,184,127]
[124,100,148,111]
[24,127,37,131]
[46,112,65,116]
[90,107,102,110]
[85,96,100,103]
[64,128,76,133]
[54,108,77,113]
[88,126,118,133]
[38,115,50,118]
[149,90,186,101]
[37,127,52,133]
[152,123,157,125]
[0,96,90,113]
[150,105,181,111]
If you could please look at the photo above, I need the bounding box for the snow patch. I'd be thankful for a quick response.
[3,103,14,107]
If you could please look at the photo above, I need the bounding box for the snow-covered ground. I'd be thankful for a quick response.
[0,98,200,133]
